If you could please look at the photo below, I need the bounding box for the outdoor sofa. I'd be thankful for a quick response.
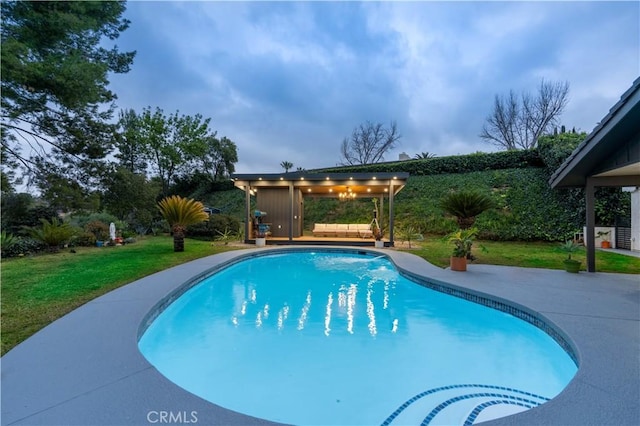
[312,223,373,238]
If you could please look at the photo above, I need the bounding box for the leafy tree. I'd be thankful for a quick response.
[157,195,208,252]
[340,121,401,165]
[115,108,148,174]
[1,169,16,193]
[199,136,238,180]
[280,161,293,172]
[1,1,135,188]
[480,79,569,150]
[35,171,100,212]
[133,107,216,195]
[101,167,161,220]
[1,192,33,233]
[439,190,494,229]
[1,192,60,235]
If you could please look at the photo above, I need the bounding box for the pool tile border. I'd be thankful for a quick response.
[400,270,579,365]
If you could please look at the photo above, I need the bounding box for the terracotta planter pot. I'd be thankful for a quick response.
[450,256,467,272]
[601,241,611,249]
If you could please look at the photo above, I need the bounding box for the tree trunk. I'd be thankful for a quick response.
[457,217,476,229]
[173,226,185,252]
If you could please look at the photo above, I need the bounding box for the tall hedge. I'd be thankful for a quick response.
[313,150,543,175]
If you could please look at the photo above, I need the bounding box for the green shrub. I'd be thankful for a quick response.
[393,169,586,241]
[186,214,241,240]
[72,231,97,247]
[0,236,47,257]
[25,218,75,252]
[85,220,110,241]
[538,132,587,171]
[396,225,424,248]
[0,231,17,257]
[70,212,120,230]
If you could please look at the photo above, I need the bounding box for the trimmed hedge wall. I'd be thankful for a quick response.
[396,169,583,241]
[313,149,543,175]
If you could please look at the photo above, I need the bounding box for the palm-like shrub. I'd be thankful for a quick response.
[439,190,494,229]
[158,195,209,252]
[1,231,17,257]
[26,218,75,252]
[397,225,424,248]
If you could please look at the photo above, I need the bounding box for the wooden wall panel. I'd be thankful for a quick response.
[256,188,303,238]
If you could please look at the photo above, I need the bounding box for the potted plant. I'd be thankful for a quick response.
[256,229,267,247]
[560,240,581,273]
[447,228,477,271]
[597,230,611,249]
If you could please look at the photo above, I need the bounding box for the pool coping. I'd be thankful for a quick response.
[2,246,639,426]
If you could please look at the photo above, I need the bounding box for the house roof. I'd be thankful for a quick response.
[231,172,409,197]
[549,76,640,188]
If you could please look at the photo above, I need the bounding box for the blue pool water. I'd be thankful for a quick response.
[138,251,577,425]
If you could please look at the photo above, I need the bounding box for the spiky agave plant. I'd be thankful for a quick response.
[157,195,209,252]
[439,190,494,229]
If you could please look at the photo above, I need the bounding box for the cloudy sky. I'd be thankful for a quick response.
[108,1,639,173]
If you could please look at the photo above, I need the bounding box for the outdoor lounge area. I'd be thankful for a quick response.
[231,172,408,246]
[311,223,373,238]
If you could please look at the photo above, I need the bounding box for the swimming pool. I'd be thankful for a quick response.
[138,250,577,425]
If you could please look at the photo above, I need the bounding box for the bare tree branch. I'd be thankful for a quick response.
[340,121,401,165]
[480,79,569,150]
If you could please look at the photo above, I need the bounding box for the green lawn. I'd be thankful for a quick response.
[406,236,640,274]
[1,236,242,355]
[2,235,638,356]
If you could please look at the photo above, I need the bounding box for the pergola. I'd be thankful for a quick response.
[232,172,409,245]
[550,77,640,272]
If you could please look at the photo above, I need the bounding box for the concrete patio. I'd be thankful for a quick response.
[1,247,638,425]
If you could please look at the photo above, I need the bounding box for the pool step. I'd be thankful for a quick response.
[381,384,550,426]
